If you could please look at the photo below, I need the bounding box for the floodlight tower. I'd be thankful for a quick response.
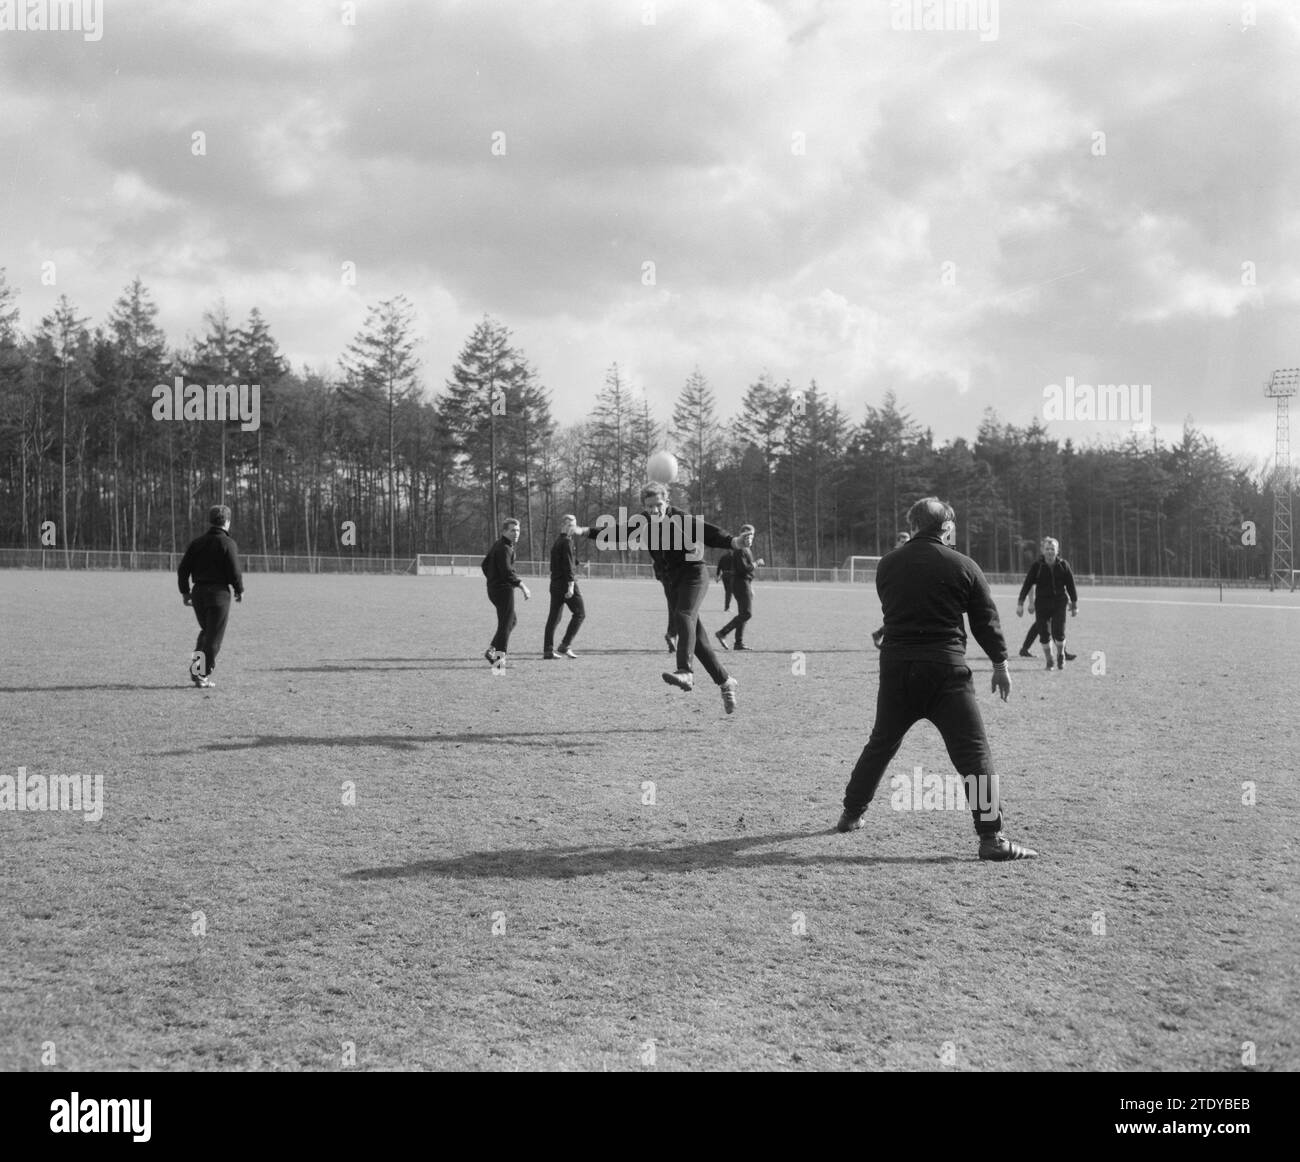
[1265,368,1298,591]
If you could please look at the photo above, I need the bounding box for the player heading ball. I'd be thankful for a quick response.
[572,481,743,714]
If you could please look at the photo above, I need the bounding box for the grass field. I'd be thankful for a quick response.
[1,569,1296,1072]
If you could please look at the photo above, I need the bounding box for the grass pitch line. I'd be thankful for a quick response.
[1076,596,1300,611]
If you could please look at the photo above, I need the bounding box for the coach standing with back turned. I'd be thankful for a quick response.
[178,504,244,688]
[836,497,1037,861]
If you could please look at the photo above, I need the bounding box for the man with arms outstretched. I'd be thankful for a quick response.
[574,482,747,714]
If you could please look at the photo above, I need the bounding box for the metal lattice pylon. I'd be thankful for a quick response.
[1265,370,1298,591]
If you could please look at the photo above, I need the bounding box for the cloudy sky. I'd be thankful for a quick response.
[2,0,1297,468]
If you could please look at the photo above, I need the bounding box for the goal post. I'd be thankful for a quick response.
[845,555,883,583]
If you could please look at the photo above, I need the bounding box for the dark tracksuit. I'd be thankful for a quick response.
[483,536,524,653]
[1017,556,1078,645]
[717,547,756,645]
[586,505,735,684]
[716,551,735,610]
[843,532,1007,836]
[544,534,585,654]
[177,525,244,678]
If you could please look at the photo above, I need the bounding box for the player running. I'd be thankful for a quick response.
[1016,537,1078,670]
[716,525,763,651]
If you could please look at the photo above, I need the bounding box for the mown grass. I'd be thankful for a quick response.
[1,570,1296,1071]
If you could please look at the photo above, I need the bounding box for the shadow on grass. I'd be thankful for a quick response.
[347,829,962,880]
[270,650,663,671]
[708,647,871,654]
[157,727,687,755]
[267,663,450,672]
[0,684,192,693]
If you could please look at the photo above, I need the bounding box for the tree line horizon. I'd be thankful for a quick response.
[0,273,1289,581]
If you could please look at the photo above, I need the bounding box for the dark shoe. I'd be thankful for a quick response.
[871,629,884,649]
[978,832,1038,861]
[1017,648,1034,658]
[1045,657,1054,670]
[733,643,751,651]
[1064,652,1077,662]
[835,810,865,833]
[485,648,500,665]
[662,670,694,691]
[544,652,559,660]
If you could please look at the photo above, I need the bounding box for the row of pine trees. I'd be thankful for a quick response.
[0,272,1287,580]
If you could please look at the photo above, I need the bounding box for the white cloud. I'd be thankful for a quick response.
[0,0,1296,468]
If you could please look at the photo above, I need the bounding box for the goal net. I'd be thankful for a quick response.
[845,556,883,583]
[416,554,475,576]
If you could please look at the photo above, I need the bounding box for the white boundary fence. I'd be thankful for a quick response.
[0,548,414,574]
[0,548,1290,589]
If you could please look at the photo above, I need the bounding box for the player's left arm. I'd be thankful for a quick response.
[1063,559,1078,614]
[966,566,1011,699]
[698,519,744,552]
[227,541,245,601]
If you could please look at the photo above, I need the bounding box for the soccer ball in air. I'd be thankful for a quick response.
[647,451,679,483]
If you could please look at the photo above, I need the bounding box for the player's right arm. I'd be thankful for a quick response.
[177,544,194,602]
[1016,561,1038,614]
[559,536,577,598]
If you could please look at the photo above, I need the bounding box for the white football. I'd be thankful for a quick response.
[647,450,679,483]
